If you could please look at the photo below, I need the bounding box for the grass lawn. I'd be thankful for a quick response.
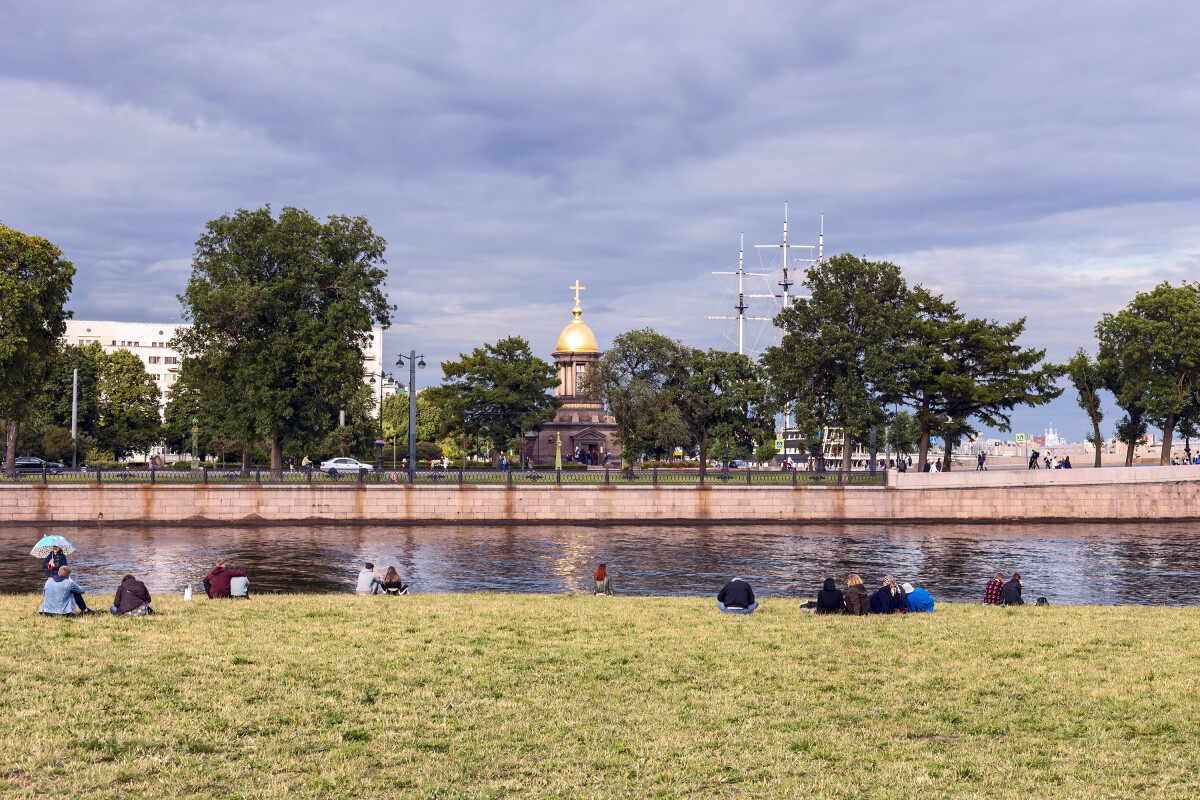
[0,594,1195,799]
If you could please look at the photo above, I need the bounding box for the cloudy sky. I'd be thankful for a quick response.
[3,1,1197,441]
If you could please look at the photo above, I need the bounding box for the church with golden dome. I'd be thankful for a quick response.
[523,281,622,466]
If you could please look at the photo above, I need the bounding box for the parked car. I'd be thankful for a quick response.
[318,457,374,477]
[730,460,749,470]
[13,457,65,474]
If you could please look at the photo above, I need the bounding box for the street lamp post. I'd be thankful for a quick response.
[190,416,199,470]
[369,370,395,472]
[395,350,426,482]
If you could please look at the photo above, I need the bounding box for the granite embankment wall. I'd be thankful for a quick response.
[2,466,1200,525]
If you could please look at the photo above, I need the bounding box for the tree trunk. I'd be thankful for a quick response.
[917,419,931,472]
[942,444,953,472]
[4,419,17,477]
[1124,441,1135,467]
[698,435,708,478]
[271,433,283,480]
[1160,413,1176,466]
[240,447,250,478]
[841,430,852,472]
[1091,417,1103,469]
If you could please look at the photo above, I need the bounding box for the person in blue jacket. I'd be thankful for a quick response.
[902,582,935,612]
[39,566,93,615]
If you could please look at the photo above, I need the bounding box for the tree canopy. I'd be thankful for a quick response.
[172,206,393,473]
[0,223,75,471]
[426,336,561,465]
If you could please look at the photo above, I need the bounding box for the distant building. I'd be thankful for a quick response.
[523,286,621,465]
[64,320,390,412]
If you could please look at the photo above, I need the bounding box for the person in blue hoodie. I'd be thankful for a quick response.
[39,566,93,615]
[902,582,935,612]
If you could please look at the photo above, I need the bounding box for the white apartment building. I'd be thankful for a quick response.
[64,320,395,413]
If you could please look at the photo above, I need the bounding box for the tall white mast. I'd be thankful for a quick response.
[737,233,745,354]
[819,211,824,263]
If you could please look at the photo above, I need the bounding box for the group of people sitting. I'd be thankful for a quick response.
[983,572,1037,605]
[813,574,935,614]
[355,562,410,595]
[39,567,154,617]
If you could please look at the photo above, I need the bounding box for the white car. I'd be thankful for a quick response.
[319,457,375,477]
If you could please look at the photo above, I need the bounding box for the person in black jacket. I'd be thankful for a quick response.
[110,574,153,616]
[815,577,845,614]
[42,546,68,576]
[717,578,758,614]
[870,575,907,614]
[1001,572,1024,605]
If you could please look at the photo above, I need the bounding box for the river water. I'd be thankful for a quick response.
[3,522,1197,605]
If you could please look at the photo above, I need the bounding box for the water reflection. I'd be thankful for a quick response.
[2,522,1198,606]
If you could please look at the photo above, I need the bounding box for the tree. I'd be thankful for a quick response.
[41,342,104,441]
[428,336,561,466]
[0,223,75,472]
[891,285,960,470]
[581,328,683,466]
[932,316,1062,471]
[763,254,909,471]
[1064,348,1105,468]
[96,349,162,459]
[1096,283,1200,466]
[667,347,768,477]
[884,410,921,459]
[173,206,393,475]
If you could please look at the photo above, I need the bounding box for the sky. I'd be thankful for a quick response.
[3,1,1198,442]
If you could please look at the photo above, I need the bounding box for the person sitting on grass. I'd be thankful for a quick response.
[815,577,845,614]
[39,566,94,616]
[1001,572,1024,606]
[356,562,384,595]
[717,577,758,614]
[42,545,68,577]
[983,572,1005,605]
[902,582,935,613]
[110,574,153,616]
[202,559,247,599]
[844,574,870,615]
[229,574,251,599]
[593,564,613,596]
[382,566,409,595]
[870,575,906,614]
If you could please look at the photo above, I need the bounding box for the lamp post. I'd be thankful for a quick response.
[190,416,199,470]
[395,350,426,482]
[368,370,396,472]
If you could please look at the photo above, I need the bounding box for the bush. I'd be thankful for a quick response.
[414,441,444,462]
[640,460,703,469]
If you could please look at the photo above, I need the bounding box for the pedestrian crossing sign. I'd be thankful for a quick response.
[774,439,784,450]
[1016,433,1026,444]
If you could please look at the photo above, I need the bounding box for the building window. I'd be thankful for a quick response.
[148,356,161,364]
[164,356,177,365]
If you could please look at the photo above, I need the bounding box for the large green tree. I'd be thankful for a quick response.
[763,254,909,471]
[427,336,561,466]
[581,328,684,466]
[1096,283,1200,466]
[173,206,393,474]
[0,223,75,472]
[97,349,162,459]
[667,347,769,477]
[1064,348,1105,468]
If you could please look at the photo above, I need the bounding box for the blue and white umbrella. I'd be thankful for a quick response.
[30,535,74,558]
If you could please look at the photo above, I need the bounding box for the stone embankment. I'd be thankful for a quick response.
[2,465,1198,525]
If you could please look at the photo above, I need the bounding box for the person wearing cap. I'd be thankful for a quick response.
[902,582,934,613]
[716,578,758,614]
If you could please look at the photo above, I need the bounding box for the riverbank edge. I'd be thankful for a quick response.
[4,473,1200,525]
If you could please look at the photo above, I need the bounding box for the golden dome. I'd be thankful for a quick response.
[555,303,599,353]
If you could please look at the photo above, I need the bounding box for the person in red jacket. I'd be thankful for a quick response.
[202,559,247,598]
[983,572,1005,605]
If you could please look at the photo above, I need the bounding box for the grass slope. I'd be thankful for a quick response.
[0,595,1196,799]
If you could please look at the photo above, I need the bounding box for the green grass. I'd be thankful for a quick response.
[0,595,1195,798]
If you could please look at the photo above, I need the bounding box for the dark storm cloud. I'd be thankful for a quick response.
[2,1,1198,439]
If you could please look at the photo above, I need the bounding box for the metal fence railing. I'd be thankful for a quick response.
[0,465,888,488]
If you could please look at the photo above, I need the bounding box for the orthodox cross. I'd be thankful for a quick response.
[570,280,586,306]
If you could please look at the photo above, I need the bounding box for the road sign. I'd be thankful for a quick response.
[774,439,784,450]
[1016,433,1026,444]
